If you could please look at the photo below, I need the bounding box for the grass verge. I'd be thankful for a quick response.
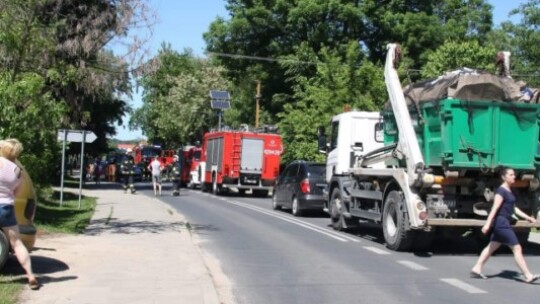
[0,186,96,304]
[34,187,97,234]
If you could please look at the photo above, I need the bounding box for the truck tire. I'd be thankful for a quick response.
[330,188,356,231]
[0,231,9,270]
[291,196,302,217]
[382,190,414,251]
[212,175,221,195]
[272,193,281,210]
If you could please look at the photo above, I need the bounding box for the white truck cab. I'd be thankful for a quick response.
[325,111,385,183]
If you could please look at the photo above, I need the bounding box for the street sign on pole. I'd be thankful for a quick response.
[57,129,98,208]
[57,130,97,143]
[209,90,231,131]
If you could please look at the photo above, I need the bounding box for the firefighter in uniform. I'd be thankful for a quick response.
[171,154,183,196]
[120,153,137,194]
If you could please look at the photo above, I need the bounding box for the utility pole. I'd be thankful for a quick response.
[255,80,261,128]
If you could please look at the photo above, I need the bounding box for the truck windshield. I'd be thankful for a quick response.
[142,147,161,158]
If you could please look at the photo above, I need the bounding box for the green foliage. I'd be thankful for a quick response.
[0,0,145,185]
[506,0,540,82]
[422,40,497,78]
[133,46,231,146]
[278,44,385,163]
[0,72,65,184]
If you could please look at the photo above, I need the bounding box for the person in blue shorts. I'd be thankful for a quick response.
[0,139,39,290]
[471,167,540,283]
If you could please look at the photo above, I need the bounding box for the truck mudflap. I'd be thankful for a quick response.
[426,218,540,228]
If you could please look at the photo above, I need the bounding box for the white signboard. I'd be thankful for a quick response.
[57,130,97,143]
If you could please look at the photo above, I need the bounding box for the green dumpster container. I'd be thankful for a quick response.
[384,98,540,171]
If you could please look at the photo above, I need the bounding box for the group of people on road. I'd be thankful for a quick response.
[119,151,184,197]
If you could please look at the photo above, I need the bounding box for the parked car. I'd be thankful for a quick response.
[272,160,327,216]
[0,161,37,270]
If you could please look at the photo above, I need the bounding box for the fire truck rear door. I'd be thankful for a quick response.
[241,138,263,173]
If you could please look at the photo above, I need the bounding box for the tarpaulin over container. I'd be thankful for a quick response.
[401,68,530,105]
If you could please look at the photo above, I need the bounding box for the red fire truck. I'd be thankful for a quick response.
[181,146,203,188]
[132,145,176,180]
[201,129,282,196]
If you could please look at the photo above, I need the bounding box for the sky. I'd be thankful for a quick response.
[112,0,528,141]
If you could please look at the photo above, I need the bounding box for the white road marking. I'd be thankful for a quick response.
[188,191,363,243]
[230,200,362,242]
[440,278,487,294]
[397,260,428,271]
[363,246,391,255]
[225,200,350,242]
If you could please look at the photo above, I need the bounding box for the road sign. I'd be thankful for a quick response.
[210,99,231,109]
[57,129,97,143]
[209,90,230,100]
[209,90,231,109]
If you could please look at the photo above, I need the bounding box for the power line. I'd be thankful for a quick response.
[206,52,317,66]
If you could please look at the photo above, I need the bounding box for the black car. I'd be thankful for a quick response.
[272,160,327,216]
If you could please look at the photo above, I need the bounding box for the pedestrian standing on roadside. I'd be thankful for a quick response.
[0,138,40,290]
[471,167,540,283]
[148,156,163,196]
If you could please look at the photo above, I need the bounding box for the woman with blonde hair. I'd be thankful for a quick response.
[0,138,39,290]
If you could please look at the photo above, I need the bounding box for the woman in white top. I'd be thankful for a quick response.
[0,139,39,290]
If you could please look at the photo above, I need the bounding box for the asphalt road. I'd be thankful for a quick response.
[137,182,540,304]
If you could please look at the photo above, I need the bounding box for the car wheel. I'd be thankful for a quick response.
[272,193,281,210]
[291,196,302,217]
[0,231,9,270]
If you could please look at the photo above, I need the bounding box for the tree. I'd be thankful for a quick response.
[0,0,154,183]
[421,40,497,78]
[132,46,231,147]
[278,44,386,163]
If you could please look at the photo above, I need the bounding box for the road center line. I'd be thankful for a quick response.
[363,246,391,255]
[228,199,363,242]
[440,278,487,294]
[223,199,349,242]
[397,260,428,271]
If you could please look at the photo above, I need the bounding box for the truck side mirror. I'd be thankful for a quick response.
[317,126,327,154]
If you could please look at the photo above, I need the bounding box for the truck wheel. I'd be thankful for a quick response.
[212,175,221,195]
[330,188,352,231]
[292,196,303,217]
[272,193,281,210]
[382,190,414,251]
[0,231,9,270]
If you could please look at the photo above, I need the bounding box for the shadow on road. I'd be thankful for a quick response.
[1,255,69,276]
[84,219,188,235]
[331,223,540,256]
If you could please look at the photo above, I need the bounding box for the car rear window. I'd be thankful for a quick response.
[307,164,325,177]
